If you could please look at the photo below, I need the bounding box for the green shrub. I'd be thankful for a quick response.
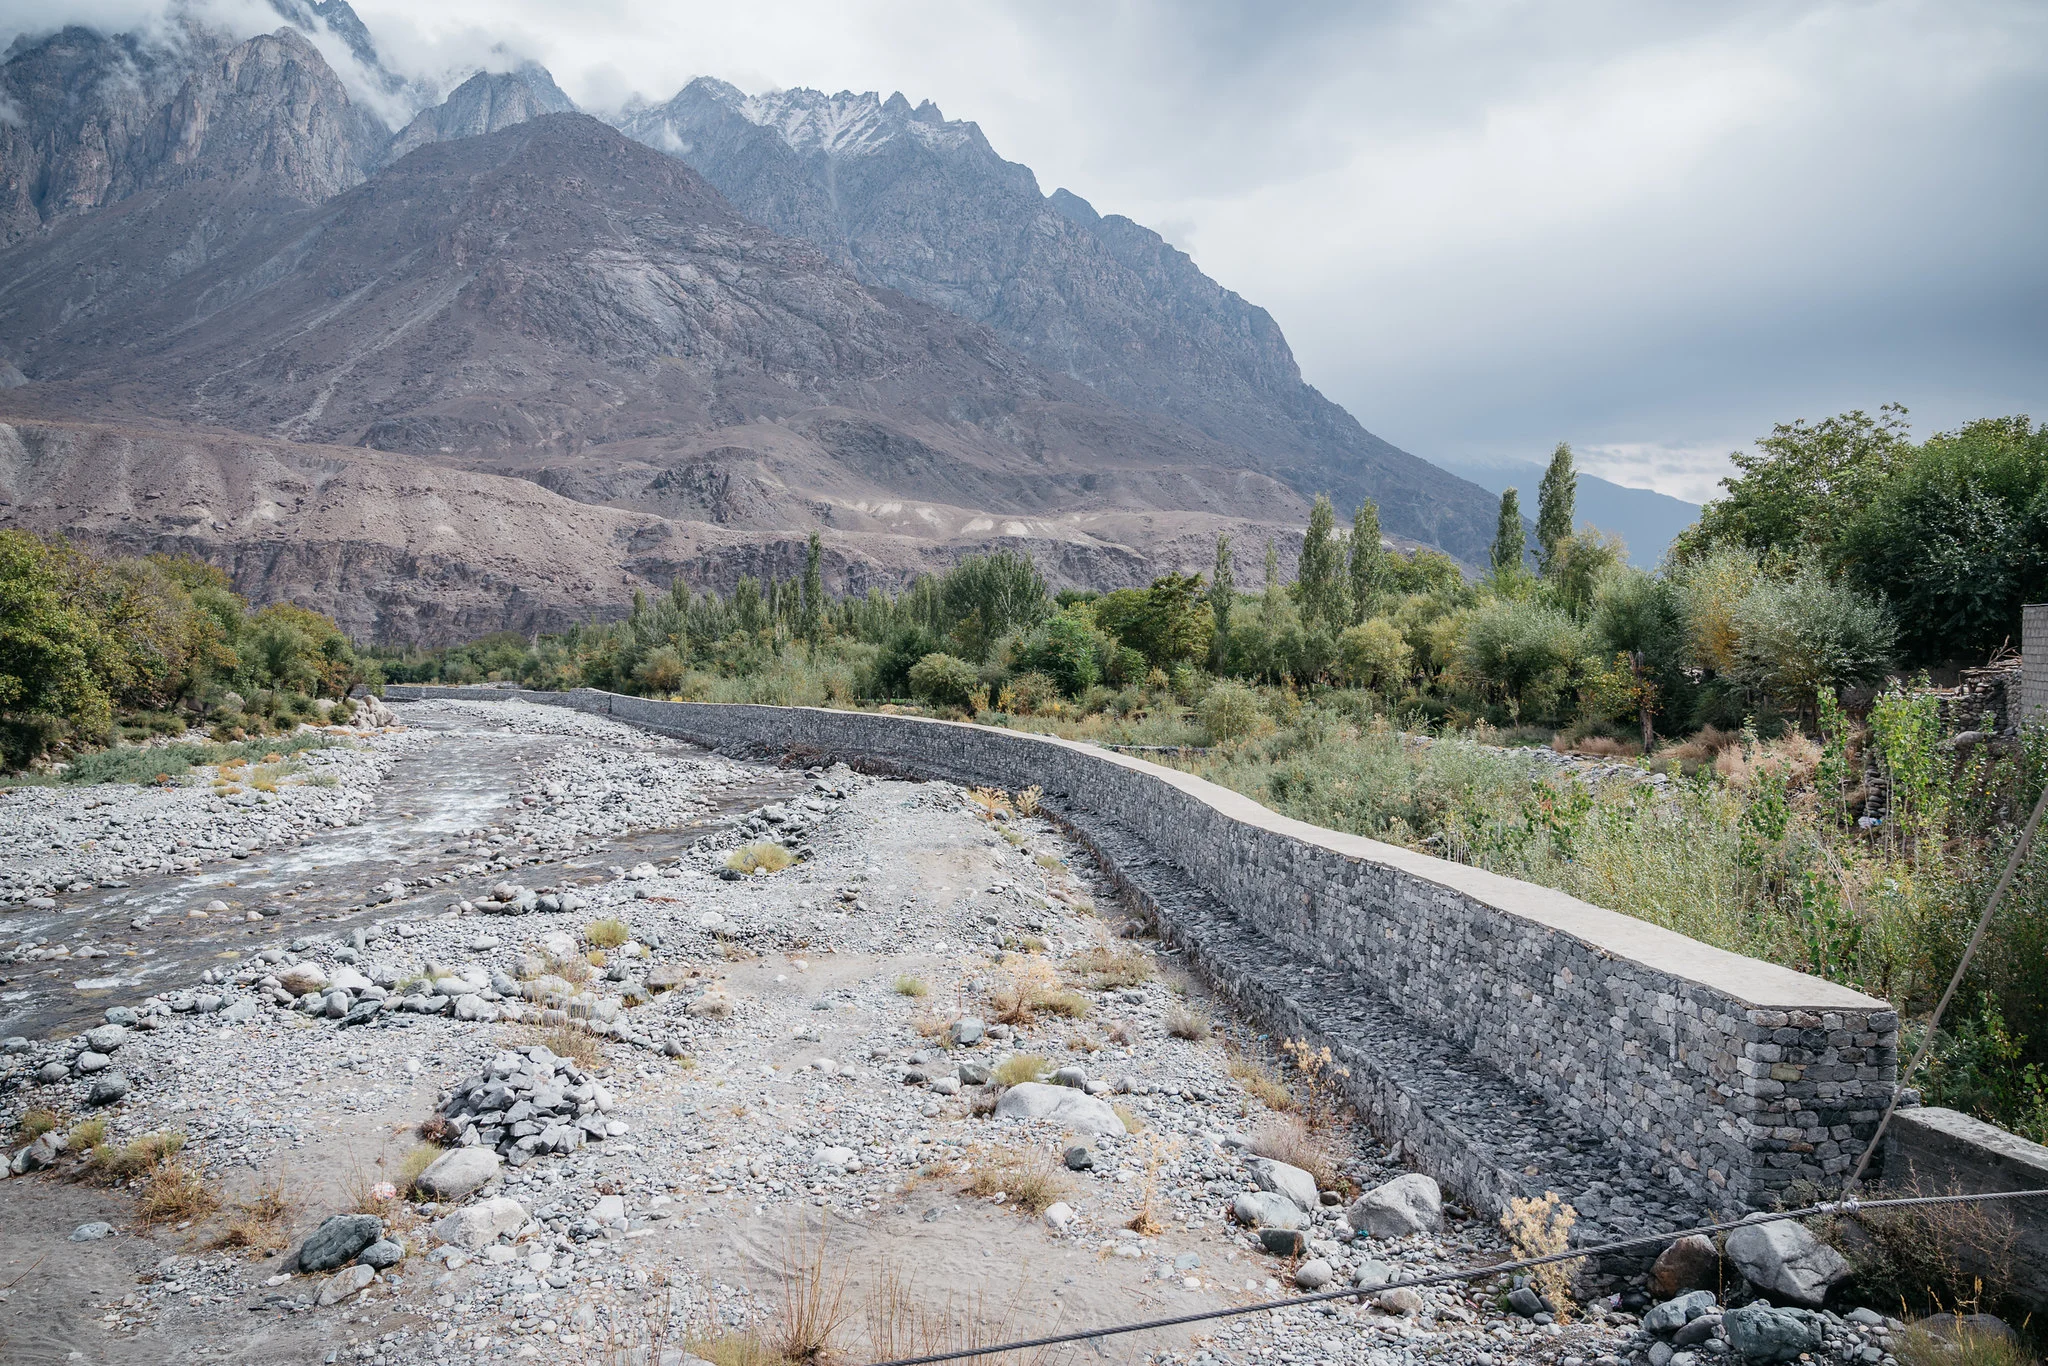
[1197,681,1266,744]
[907,653,980,708]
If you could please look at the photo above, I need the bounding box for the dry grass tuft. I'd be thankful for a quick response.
[992,1054,1049,1088]
[1250,1116,1340,1189]
[1500,1192,1581,1321]
[17,1108,62,1140]
[1164,1006,1211,1041]
[727,842,795,875]
[397,1143,441,1197]
[1013,786,1043,818]
[1227,1054,1296,1111]
[963,1147,1068,1214]
[67,1116,109,1152]
[212,1172,295,1251]
[523,1023,605,1070]
[967,787,1014,822]
[863,1262,1063,1366]
[774,1221,852,1364]
[682,1332,783,1366]
[86,1129,186,1182]
[137,1163,220,1225]
[1067,944,1154,990]
[1896,1322,2033,1366]
[1112,1104,1145,1134]
[892,975,929,998]
[585,917,630,948]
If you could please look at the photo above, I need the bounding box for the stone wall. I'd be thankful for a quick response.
[385,685,1897,1213]
[1883,1106,2048,1312]
[2025,604,2048,728]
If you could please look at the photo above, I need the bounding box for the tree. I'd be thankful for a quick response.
[1589,568,1684,750]
[1491,489,1526,574]
[0,532,119,763]
[1535,442,1576,575]
[1210,533,1236,661]
[1095,573,1212,667]
[1837,416,2048,665]
[1542,530,1626,618]
[940,551,1050,662]
[1682,405,1912,563]
[907,652,981,708]
[1336,619,1412,695]
[1726,572,1896,725]
[1013,611,1112,696]
[1294,494,1347,631]
[800,531,824,647]
[1347,500,1383,624]
[1458,598,1585,723]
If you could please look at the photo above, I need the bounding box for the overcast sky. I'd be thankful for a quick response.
[8,0,2045,501]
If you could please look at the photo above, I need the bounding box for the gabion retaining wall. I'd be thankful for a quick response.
[385,685,1897,1212]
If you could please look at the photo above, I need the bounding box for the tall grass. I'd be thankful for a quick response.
[63,731,342,785]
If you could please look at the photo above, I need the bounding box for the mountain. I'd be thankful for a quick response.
[612,81,1503,563]
[0,5,1505,643]
[1433,459,1701,567]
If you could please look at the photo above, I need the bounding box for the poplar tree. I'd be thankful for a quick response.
[1295,494,1346,630]
[1262,537,1281,620]
[1492,488,1526,574]
[800,531,824,647]
[1210,532,1236,649]
[1536,441,1577,575]
[1347,499,1383,623]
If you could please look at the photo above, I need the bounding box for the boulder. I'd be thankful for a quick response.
[431,1195,527,1249]
[1344,1173,1442,1239]
[992,1083,1127,1136]
[1294,1258,1334,1290]
[1258,1228,1307,1256]
[297,1214,384,1272]
[1651,1234,1721,1297]
[83,1024,128,1053]
[278,964,327,996]
[949,1017,985,1046]
[358,1239,405,1270]
[1723,1305,1824,1363]
[1249,1157,1319,1213]
[1231,1191,1310,1231]
[10,1133,62,1174]
[86,1072,131,1106]
[1725,1221,1849,1307]
[414,1147,502,1201]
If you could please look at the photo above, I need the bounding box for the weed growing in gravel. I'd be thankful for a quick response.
[1279,1036,1352,1130]
[728,842,794,875]
[1067,944,1154,989]
[774,1220,852,1364]
[67,1117,109,1151]
[1896,1322,2032,1366]
[681,1332,782,1366]
[992,1054,1049,1088]
[1034,853,1063,873]
[1226,1054,1296,1111]
[397,1143,441,1197]
[585,917,630,948]
[63,732,341,785]
[967,787,1013,822]
[892,975,929,998]
[525,1023,605,1070]
[1164,1006,1211,1041]
[1013,785,1042,817]
[863,1262,1062,1366]
[212,1173,295,1251]
[137,1163,219,1224]
[1112,1104,1145,1134]
[17,1108,61,1140]
[963,1146,1067,1214]
[1500,1192,1581,1322]
[1125,1131,1181,1234]
[1251,1116,1341,1189]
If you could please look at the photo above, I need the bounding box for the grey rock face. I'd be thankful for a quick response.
[1344,1173,1442,1239]
[388,66,574,160]
[614,81,1502,562]
[1723,1305,1824,1363]
[297,1213,384,1272]
[991,1083,1126,1136]
[1725,1221,1849,1307]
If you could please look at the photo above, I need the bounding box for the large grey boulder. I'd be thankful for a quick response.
[1231,1191,1310,1231]
[413,1147,502,1201]
[1724,1305,1825,1363]
[992,1083,1126,1136]
[1344,1173,1442,1238]
[86,1072,131,1106]
[297,1214,383,1272]
[1643,1289,1719,1336]
[1725,1221,1849,1306]
[1248,1157,1319,1212]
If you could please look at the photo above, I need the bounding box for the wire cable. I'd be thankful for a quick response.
[859,1188,2048,1366]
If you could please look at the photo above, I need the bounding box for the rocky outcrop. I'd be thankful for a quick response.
[615,81,1504,562]
[387,67,575,160]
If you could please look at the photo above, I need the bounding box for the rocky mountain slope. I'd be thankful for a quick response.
[615,82,1502,561]
[0,4,1492,642]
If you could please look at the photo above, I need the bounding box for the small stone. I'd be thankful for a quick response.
[1063,1146,1094,1171]
[1257,1228,1307,1256]
[86,1072,131,1106]
[358,1238,405,1269]
[1644,1291,1720,1336]
[1043,1202,1076,1230]
[1723,1305,1825,1363]
[34,1061,67,1085]
[297,1214,384,1272]
[431,1196,527,1249]
[69,1221,114,1242]
[1052,1065,1087,1089]
[992,1083,1126,1136]
[949,1017,985,1046]
[83,1024,128,1053]
[1352,1260,1393,1289]
[1509,1286,1547,1317]
[1293,1258,1334,1290]
[316,1263,377,1306]
[1376,1287,1424,1316]
[75,1050,111,1073]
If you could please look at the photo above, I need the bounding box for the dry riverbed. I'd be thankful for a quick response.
[0,700,1803,1366]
